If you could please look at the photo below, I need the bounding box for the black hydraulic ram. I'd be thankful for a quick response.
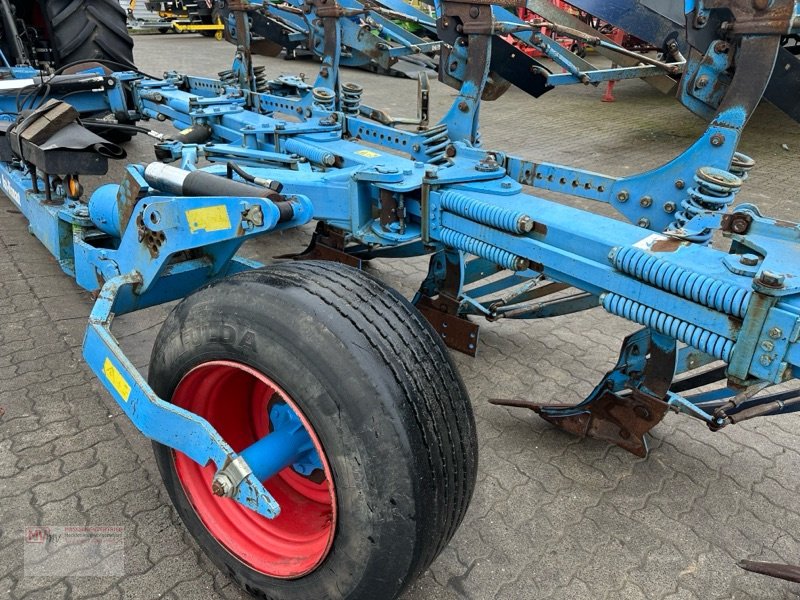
[143,163,294,222]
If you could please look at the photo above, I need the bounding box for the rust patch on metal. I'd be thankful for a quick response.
[651,238,683,253]
[379,188,400,230]
[117,171,144,235]
[277,222,362,269]
[720,212,753,235]
[136,214,165,258]
[774,218,796,228]
[529,261,544,273]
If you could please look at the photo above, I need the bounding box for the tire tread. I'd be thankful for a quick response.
[236,262,477,579]
[40,0,135,69]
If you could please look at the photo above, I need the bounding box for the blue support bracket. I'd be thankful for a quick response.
[83,275,281,519]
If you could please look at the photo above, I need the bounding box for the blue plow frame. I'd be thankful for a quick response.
[0,0,797,515]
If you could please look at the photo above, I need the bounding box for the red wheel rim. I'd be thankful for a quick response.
[172,361,337,579]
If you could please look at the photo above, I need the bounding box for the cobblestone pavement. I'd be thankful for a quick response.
[2,34,800,600]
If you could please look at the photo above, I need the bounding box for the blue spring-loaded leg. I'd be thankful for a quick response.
[491,329,677,457]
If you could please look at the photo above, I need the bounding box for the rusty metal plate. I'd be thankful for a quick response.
[416,296,480,356]
[492,391,669,458]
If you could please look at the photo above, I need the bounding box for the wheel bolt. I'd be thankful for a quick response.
[211,474,233,497]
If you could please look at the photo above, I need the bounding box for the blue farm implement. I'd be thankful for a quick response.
[1,0,800,597]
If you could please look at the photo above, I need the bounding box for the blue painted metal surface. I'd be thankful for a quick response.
[241,404,323,481]
[0,0,797,524]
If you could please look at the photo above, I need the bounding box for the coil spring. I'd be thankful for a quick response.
[729,152,755,182]
[420,124,450,165]
[439,228,527,271]
[312,86,335,111]
[284,138,335,166]
[218,66,268,93]
[602,293,734,362]
[668,166,742,244]
[252,66,268,93]
[340,82,363,115]
[441,190,533,234]
[611,246,751,319]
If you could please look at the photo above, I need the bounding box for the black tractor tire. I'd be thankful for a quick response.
[38,0,136,143]
[149,261,479,600]
[39,0,135,71]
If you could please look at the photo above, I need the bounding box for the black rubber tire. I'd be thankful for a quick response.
[38,1,136,142]
[149,261,478,600]
[39,0,135,70]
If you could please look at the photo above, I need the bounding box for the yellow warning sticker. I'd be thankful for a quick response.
[185,205,231,233]
[355,149,381,158]
[103,358,131,403]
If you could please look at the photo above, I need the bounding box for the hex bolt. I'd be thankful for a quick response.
[761,340,775,352]
[617,190,629,203]
[513,257,529,271]
[675,179,685,190]
[517,215,534,233]
[731,216,751,234]
[739,253,759,266]
[714,41,730,54]
[760,354,773,367]
[458,101,469,112]
[759,270,785,288]
[501,182,512,189]
[663,201,677,213]
[769,327,783,339]
[637,218,650,228]
[211,474,233,497]
[639,196,653,208]
[695,75,709,89]
[710,134,725,147]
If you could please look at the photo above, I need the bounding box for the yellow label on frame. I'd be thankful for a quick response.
[103,358,131,402]
[185,205,231,233]
[355,149,381,158]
